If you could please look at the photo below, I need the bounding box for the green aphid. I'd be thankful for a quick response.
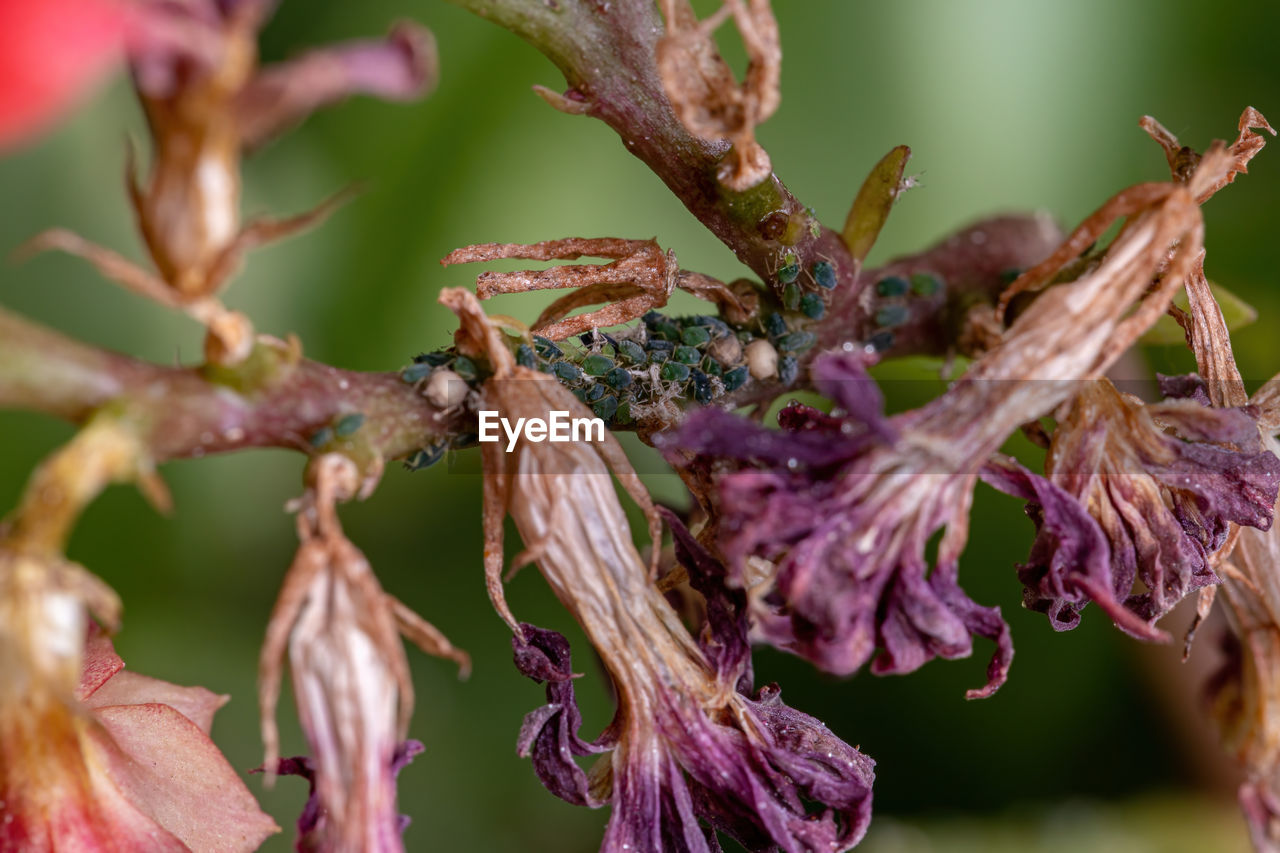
[776,331,817,353]
[516,343,538,369]
[680,325,711,347]
[660,361,691,382]
[401,362,433,383]
[648,350,669,365]
[552,361,582,382]
[533,335,562,359]
[581,354,615,376]
[910,272,943,296]
[412,352,451,367]
[875,305,910,328]
[606,367,633,389]
[593,396,619,420]
[782,282,801,311]
[800,292,826,319]
[674,345,701,365]
[586,383,607,402]
[309,426,334,448]
[876,276,909,297]
[334,413,365,438]
[812,261,837,290]
[777,252,800,284]
[615,401,633,424]
[701,358,722,377]
[723,365,749,391]
[617,339,646,364]
[452,355,478,381]
[571,387,588,402]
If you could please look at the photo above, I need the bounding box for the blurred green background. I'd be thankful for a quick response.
[3,0,1279,850]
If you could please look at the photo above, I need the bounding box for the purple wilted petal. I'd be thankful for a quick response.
[660,508,752,693]
[668,350,1011,697]
[986,379,1280,633]
[512,624,610,808]
[1157,372,1213,407]
[513,624,875,853]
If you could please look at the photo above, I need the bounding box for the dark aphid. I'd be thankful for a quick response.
[674,345,701,365]
[868,331,895,352]
[452,355,478,381]
[642,310,664,327]
[812,261,837,290]
[401,362,433,383]
[403,444,445,471]
[690,315,731,336]
[909,272,943,296]
[615,401,633,424]
[800,292,826,320]
[646,338,675,353]
[552,361,583,382]
[776,331,817,353]
[593,395,619,420]
[660,361,691,382]
[723,365,749,391]
[617,339,646,364]
[309,426,334,448]
[690,368,713,404]
[533,335,563,359]
[764,312,787,338]
[579,332,596,348]
[452,432,480,449]
[581,354,615,376]
[875,276,909,297]
[606,367,633,389]
[782,282,801,310]
[777,252,800,284]
[586,383,607,402]
[648,349,670,364]
[516,343,538,369]
[602,333,620,351]
[334,413,365,438]
[875,305,910,328]
[652,319,682,341]
[571,387,588,402]
[779,355,799,385]
[681,325,711,347]
[413,352,452,366]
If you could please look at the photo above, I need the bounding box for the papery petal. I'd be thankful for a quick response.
[236,22,437,150]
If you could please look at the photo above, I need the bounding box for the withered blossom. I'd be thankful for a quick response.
[441,237,743,342]
[991,378,1278,631]
[666,109,1275,688]
[0,555,277,851]
[441,287,874,852]
[259,454,468,853]
[655,0,780,191]
[23,0,437,362]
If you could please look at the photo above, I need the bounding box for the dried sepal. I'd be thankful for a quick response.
[442,236,739,342]
[1142,107,1275,201]
[655,0,780,191]
[258,453,465,851]
[842,144,912,263]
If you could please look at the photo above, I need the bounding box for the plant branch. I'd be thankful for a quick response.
[0,307,454,464]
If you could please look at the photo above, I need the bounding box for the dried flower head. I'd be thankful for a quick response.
[0,554,276,851]
[656,0,780,190]
[441,237,742,341]
[21,1,437,362]
[442,287,874,851]
[259,454,467,852]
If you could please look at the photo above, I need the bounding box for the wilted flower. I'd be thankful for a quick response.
[0,551,277,851]
[441,287,875,852]
[665,110,1275,690]
[24,0,437,362]
[259,454,468,853]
